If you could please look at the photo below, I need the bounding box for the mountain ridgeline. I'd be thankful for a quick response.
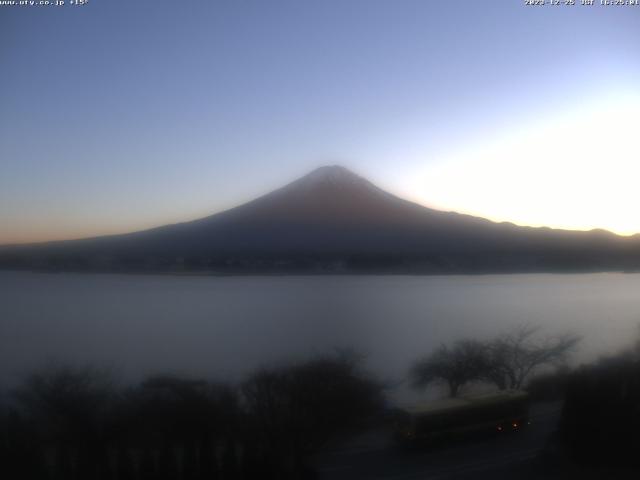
[2,166,640,274]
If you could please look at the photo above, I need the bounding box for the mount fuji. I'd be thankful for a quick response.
[2,166,639,273]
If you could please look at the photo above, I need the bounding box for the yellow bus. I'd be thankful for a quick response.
[394,390,530,445]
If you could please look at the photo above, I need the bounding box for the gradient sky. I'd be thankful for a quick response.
[2,0,639,244]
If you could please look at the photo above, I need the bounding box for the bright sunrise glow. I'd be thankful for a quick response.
[414,93,640,236]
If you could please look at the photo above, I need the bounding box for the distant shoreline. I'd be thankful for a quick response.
[1,267,638,278]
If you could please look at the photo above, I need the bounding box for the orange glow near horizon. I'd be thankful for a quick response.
[4,93,640,245]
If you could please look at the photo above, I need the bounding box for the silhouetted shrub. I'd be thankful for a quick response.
[12,366,116,479]
[242,353,384,478]
[113,375,240,479]
[559,355,640,467]
[1,354,383,479]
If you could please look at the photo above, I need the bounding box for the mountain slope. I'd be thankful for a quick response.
[2,166,639,273]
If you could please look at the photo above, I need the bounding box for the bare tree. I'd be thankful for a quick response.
[13,365,116,479]
[119,375,239,479]
[15,365,116,440]
[484,325,580,390]
[410,340,488,397]
[242,353,383,477]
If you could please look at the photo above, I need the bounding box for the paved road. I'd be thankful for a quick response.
[315,402,562,480]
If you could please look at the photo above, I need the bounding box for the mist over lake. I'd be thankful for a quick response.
[1,271,639,403]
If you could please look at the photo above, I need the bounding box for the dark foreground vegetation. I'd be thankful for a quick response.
[3,326,640,479]
[516,334,640,475]
[557,345,640,469]
[0,353,383,480]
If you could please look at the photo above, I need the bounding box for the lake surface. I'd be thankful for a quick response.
[1,271,639,403]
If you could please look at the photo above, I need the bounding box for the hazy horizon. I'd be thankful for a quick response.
[2,163,639,247]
